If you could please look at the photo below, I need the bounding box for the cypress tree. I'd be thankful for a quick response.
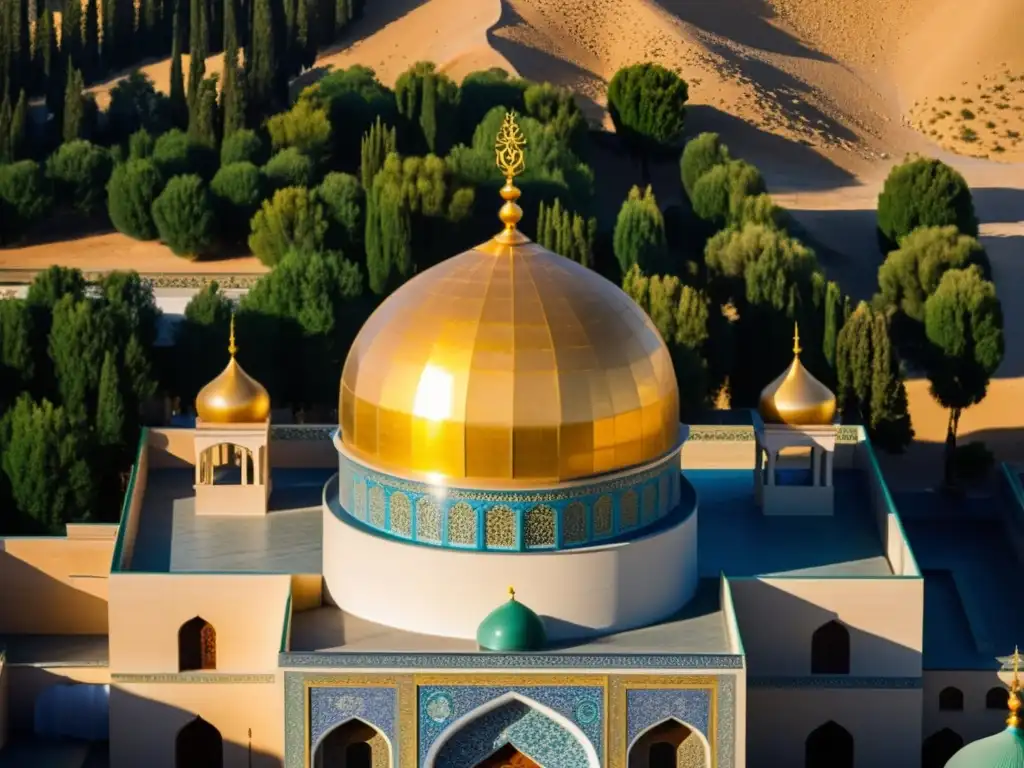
[61,0,83,70]
[17,0,29,88]
[822,280,843,376]
[359,117,396,191]
[537,199,595,268]
[169,0,187,127]
[220,0,244,135]
[0,1,10,100]
[187,0,208,107]
[9,89,27,160]
[613,185,668,275]
[868,311,913,452]
[334,0,350,36]
[189,74,221,147]
[84,0,100,79]
[246,0,283,117]
[0,94,11,163]
[62,65,86,142]
[365,180,412,295]
[835,302,873,421]
[295,0,311,71]
[282,0,296,74]
[95,350,125,448]
[34,10,56,97]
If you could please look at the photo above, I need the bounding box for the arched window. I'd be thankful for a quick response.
[176,717,222,768]
[649,741,676,768]
[922,728,964,768]
[811,620,850,674]
[178,617,216,672]
[346,742,372,768]
[987,687,1009,709]
[939,686,965,711]
[806,721,853,768]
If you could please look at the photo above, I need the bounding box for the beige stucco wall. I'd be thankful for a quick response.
[2,666,111,733]
[746,687,922,768]
[730,577,923,677]
[923,669,1017,744]
[108,573,291,673]
[0,531,116,634]
[110,679,284,768]
[146,427,337,471]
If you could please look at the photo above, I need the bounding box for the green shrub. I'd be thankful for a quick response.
[152,175,217,258]
[128,129,155,159]
[266,100,332,159]
[877,157,978,251]
[613,185,668,274]
[680,132,730,199]
[457,68,527,143]
[211,162,266,245]
[690,159,766,227]
[0,161,54,245]
[607,63,688,155]
[46,140,114,217]
[106,159,163,241]
[315,172,364,255]
[248,186,328,266]
[220,129,269,166]
[152,129,216,179]
[953,441,994,482]
[263,148,316,191]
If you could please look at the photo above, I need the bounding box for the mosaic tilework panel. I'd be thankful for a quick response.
[625,688,711,744]
[309,686,397,752]
[338,446,686,552]
[418,685,604,766]
[434,700,590,768]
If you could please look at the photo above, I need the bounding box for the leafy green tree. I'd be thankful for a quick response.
[822,280,844,376]
[129,128,155,159]
[365,178,412,294]
[924,266,1004,486]
[877,157,978,251]
[523,81,587,156]
[46,140,113,217]
[266,99,332,159]
[220,0,245,135]
[33,10,58,99]
[1,395,94,533]
[188,74,221,148]
[690,159,767,228]
[9,89,27,161]
[169,0,188,126]
[152,175,218,257]
[613,185,668,275]
[360,116,397,191]
[211,162,266,245]
[316,172,364,254]
[95,350,125,450]
[61,0,84,71]
[0,95,10,163]
[680,132,730,200]
[263,147,316,190]
[152,128,216,178]
[868,310,914,452]
[0,299,35,403]
[221,127,268,165]
[48,295,115,424]
[107,159,164,240]
[0,160,53,245]
[187,0,208,108]
[98,269,161,351]
[456,68,526,143]
[607,63,688,178]
[536,198,596,268]
[395,61,458,155]
[106,72,172,143]
[246,0,285,118]
[877,225,990,322]
[248,186,328,265]
[62,65,88,142]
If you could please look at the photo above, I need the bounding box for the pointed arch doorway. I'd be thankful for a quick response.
[474,744,542,768]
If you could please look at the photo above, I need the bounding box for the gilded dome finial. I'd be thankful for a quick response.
[228,312,238,358]
[1009,646,1022,728]
[493,112,528,245]
[793,322,802,357]
[508,586,516,601]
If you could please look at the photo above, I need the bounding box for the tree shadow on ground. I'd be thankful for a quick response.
[308,0,432,61]
[652,0,832,62]
[972,188,1024,225]
[686,105,858,192]
[782,206,880,300]
[878,427,1024,493]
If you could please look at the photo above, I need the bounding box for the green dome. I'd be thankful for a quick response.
[947,728,1024,768]
[476,589,547,652]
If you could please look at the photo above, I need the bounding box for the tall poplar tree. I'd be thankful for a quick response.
[84,0,100,79]
[61,0,83,70]
[246,0,283,118]
[169,0,188,127]
[9,89,27,160]
[187,0,208,108]
[220,0,244,135]
[62,65,87,142]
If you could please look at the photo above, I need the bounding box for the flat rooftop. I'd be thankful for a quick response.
[691,469,892,577]
[126,468,329,573]
[901,494,1024,670]
[0,634,108,666]
[288,578,731,656]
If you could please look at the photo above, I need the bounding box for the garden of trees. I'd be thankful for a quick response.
[0,0,1005,534]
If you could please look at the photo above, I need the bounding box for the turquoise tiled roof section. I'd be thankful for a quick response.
[110,427,149,573]
[947,727,1024,768]
[476,591,548,652]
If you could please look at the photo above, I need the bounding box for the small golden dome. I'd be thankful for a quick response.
[338,112,679,483]
[759,324,836,426]
[195,315,271,424]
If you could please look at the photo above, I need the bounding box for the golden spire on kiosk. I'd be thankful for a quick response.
[194,310,271,424]
[508,586,516,601]
[1008,646,1022,728]
[493,111,529,245]
[228,312,238,357]
[793,322,802,356]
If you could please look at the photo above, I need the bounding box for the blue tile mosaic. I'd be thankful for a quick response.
[434,700,589,768]
[625,688,712,746]
[418,685,603,766]
[310,686,397,751]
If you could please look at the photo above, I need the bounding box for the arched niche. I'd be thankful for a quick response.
[938,686,964,711]
[627,717,710,768]
[198,442,256,486]
[805,721,853,768]
[425,692,600,768]
[922,728,963,768]
[986,686,1009,709]
[176,717,223,768]
[811,620,850,674]
[474,744,542,768]
[312,717,391,768]
[178,616,216,672]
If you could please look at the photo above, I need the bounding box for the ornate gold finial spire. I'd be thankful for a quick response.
[793,322,802,357]
[508,586,516,601]
[493,112,528,245]
[228,312,238,358]
[1009,646,1022,728]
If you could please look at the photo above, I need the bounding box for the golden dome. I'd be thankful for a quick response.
[195,315,271,424]
[758,325,837,426]
[338,112,679,484]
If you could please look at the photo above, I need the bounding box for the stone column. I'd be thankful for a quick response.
[824,450,834,487]
[811,447,821,487]
[766,450,776,486]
